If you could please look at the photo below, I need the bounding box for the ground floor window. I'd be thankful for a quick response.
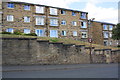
[50,30,58,37]
[104,40,108,46]
[6,28,14,33]
[24,29,30,34]
[81,32,87,38]
[73,31,77,36]
[35,29,45,37]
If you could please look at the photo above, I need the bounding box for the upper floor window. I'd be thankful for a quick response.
[109,32,112,38]
[6,28,14,33]
[81,13,86,19]
[81,32,87,38]
[24,16,30,22]
[103,25,108,30]
[24,29,31,34]
[109,25,113,30]
[72,12,76,16]
[7,3,14,8]
[36,6,44,13]
[103,32,109,38]
[7,15,14,21]
[50,8,58,15]
[81,22,87,28]
[61,31,66,36]
[72,21,77,26]
[61,10,66,15]
[24,5,30,10]
[50,19,58,26]
[73,31,77,36]
[61,20,66,25]
[36,17,44,25]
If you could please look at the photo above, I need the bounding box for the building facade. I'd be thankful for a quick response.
[2,1,88,41]
[1,1,118,47]
[91,21,118,47]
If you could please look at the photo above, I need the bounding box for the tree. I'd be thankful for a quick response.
[112,23,120,47]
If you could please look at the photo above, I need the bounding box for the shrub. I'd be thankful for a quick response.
[1,32,11,34]
[24,33,37,36]
[14,31,23,35]
[49,38,59,42]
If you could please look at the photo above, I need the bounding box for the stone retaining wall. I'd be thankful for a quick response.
[1,38,120,65]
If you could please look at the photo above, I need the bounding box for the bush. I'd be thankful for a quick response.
[1,32,11,34]
[49,38,59,42]
[14,31,23,35]
[24,33,37,36]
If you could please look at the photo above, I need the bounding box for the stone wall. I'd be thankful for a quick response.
[2,38,120,65]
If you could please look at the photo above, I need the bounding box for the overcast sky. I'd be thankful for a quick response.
[11,0,119,24]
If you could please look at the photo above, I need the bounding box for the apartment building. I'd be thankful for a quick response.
[0,0,2,29]
[1,1,88,41]
[91,21,118,47]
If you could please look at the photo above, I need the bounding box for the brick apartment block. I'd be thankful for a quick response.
[1,1,118,47]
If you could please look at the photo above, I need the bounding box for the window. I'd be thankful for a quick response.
[24,29,30,34]
[109,41,112,46]
[36,17,44,25]
[61,31,66,36]
[7,3,14,8]
[6,28,14,33]
[24,16,30,22]
[61,20,66,25]
[50,8,57,15]
[103,32,109,38]
[73,31,77,36]
[7,15,14,21]
[81,32,87,38]
[50,19,58,26]
[81,13,86,19]
[103,25,108,30]
[50,30,58,37]
[109,25,113,30]
[81,22,87,28]
[36,6,44,13]
[61,10,66,15]
[104,40,108,46]
[109,32,112,38]
[72,12,76,16]
[24,5,30,10]
[35,29,45,37]
[72,21,77,26]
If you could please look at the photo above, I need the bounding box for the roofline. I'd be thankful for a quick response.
[92,21,116,25]
[3,1,88,13]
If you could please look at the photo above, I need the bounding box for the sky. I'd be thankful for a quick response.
[10,0,119,24]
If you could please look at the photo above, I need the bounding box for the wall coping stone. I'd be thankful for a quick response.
[63,44,75,46]
[37,40,49,42]
[75,45,85,47]
[0,38,37,40]
[85,47,95,49]
[49,42,63,44]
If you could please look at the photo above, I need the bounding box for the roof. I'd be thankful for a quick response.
[3,0,88,13]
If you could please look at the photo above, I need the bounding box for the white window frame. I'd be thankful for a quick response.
[73,31,77,36]
[24,16,30,22]
[36,17,44,25]
[6,28,14,33]
[7,15,14,21]
[61,10,66,15]
[50,19,58,26]
[81,13,86,19]
[35,29,45,37]
[50,8,58,15]
[72,21,77,26]
[109,25,113,30]
[81,32,88,38]
[24,29,31,34]
[36,6,44,13]
[61,31,66,36]
[24,5,30,10]
[81,21,87,28]
[103,25,108,30]
[50,30,58,38]
[103,32,109,38]
[109,32,112,38]
[61,20,66,25]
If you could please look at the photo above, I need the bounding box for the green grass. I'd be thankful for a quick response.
[1,34,119,50]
